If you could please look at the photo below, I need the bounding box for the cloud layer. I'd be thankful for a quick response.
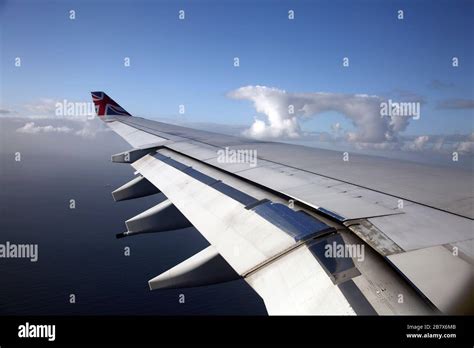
[17,122,73,134]
[16,120,109,139]
[3,98,109,139]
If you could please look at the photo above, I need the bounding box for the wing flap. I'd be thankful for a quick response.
[387,246,474,314]
[246,244,356,315]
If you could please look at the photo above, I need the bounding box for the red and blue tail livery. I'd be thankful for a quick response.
[91,91,131,117]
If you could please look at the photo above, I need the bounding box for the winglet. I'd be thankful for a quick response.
[91,91,131,117]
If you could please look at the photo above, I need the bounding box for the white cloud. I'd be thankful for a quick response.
[406,135,430,151]
[15,119,109,139]
[16,122,73,134]
[9,97,109,139]
[228,85,411,145]
[228,85,474,155]
[456,132,474,154]
[354,142,399,151]
[400,133,474,154]
[457,141,474,153]
[74,120,110,138]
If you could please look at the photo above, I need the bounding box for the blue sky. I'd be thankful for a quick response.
[1,0,473,139]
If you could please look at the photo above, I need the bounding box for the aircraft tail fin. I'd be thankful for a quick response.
[91,91,131,117]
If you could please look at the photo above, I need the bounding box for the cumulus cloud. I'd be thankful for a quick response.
[407,135,430,151]
[228,86,302,138]
[456,132,474,154]
[16,122,73,134]
[227,85,474,155]
[228,85,413,145]
[457,141,474,153]
[400,133,474,154]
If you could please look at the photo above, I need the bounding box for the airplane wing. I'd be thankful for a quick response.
[92,91,474,315]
